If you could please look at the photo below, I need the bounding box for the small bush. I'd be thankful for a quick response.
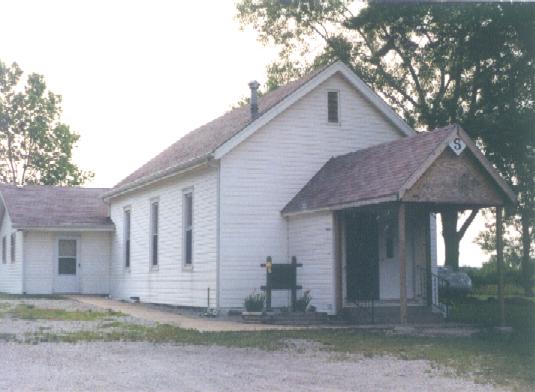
[244,291,265,312]
[295,290,312,312]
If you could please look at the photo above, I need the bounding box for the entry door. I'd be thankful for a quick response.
[54,239,80,293]
[345,213,379,301]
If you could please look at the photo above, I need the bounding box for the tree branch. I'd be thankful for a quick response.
[458,209,479,239]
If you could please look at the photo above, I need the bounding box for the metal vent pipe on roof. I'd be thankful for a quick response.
[248,80,260,119]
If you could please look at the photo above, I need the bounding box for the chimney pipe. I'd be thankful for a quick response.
[248,80,260,119]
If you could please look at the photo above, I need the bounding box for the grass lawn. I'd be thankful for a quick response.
[449,300,535,332]
[0,293,65,300]
[8,304,123,321]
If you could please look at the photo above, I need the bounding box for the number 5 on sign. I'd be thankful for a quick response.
[449,137,466,156]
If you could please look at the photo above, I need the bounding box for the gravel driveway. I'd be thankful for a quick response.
[0,342,507,392]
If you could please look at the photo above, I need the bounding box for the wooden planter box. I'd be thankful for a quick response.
[241,311,267,323]
[241,311,328,325]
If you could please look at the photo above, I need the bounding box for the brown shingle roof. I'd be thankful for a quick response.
[112,65,329,192]
[282,127,457,215]
[0,185,113,229]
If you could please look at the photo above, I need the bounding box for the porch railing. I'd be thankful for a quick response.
[348,298,375,324]
[416,265,450,318]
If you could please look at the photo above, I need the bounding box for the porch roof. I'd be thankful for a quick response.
[282,125,515,216]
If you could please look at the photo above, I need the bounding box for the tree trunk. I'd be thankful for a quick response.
[521,210,533,297]
[442,208,460,270]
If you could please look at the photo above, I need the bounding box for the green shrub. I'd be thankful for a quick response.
[244,291,265,312]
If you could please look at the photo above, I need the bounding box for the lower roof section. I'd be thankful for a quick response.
[282,125,515,216]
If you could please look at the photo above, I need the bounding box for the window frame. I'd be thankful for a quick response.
[182,188,194,269]
[10,232,16,263]
[2,236,6,264]
[149,199,159,270]
[124,207,132,271]
[57,238,78,276]
[327,90,340,124]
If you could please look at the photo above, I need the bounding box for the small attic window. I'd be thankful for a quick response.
[327,91,339,123]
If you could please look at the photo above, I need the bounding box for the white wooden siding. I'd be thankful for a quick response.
[109,165,218,307]
[23,231,110,295]
[219,73,405,308]
[288,212,335,314]
[0,213,23,294]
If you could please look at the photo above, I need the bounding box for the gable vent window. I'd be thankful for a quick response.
[327,91,339,123]
[150,201,159,268]
[124,208,131,269]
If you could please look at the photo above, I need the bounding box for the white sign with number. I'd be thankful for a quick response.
[449,137,466,156]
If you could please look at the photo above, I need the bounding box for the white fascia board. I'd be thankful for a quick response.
[16,226,116,232]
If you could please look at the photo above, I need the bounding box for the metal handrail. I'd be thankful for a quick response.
[416,265,450,318]
[350,297,375,324]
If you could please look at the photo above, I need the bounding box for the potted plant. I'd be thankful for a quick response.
[241,291,266,323]
[294,290,312,312]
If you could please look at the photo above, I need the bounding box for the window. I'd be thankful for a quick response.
[124,208,131,269]
[327,91,339,123]
[58,239,77,275]
[2,236,5,264]
[10,232,15,263]
[150,200,159,267]
[183,190,193,267]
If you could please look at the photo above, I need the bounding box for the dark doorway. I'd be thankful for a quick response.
[345,212,379,300]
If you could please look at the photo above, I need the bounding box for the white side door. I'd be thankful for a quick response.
[54,238,80,293]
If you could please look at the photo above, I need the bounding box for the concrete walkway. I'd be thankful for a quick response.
[68,296,315,332]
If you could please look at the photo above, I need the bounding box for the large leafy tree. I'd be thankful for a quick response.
[238,1,535,292]
[0,61,92,186]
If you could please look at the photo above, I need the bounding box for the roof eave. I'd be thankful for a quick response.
[104,154,214,201]
[281,194,399,218]
[15,225,116,232]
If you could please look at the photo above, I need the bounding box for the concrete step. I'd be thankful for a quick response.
[343,305,444,324]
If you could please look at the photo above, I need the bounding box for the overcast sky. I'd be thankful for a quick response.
[0,0,490,267]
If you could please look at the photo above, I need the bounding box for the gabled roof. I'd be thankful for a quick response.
[105,61,414,199]
[0,185,114,230]
[282,125,516,216]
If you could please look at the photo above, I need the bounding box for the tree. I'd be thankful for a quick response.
[237,2,535,287]
[0,60,92,186]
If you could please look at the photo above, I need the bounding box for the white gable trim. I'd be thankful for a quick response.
[213,61,415,159]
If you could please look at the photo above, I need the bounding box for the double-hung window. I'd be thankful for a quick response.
[150,200,159,268]
[10,232,15,263]
[124,208,131,269]
[2,236,6,264]
[183,190,193,267]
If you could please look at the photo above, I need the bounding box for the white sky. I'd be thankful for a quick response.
[0,0,490,267]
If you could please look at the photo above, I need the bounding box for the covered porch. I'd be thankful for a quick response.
[283,125,515,324]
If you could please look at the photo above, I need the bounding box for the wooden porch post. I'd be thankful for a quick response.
[398,203,407,324]
[496,207,505,327]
